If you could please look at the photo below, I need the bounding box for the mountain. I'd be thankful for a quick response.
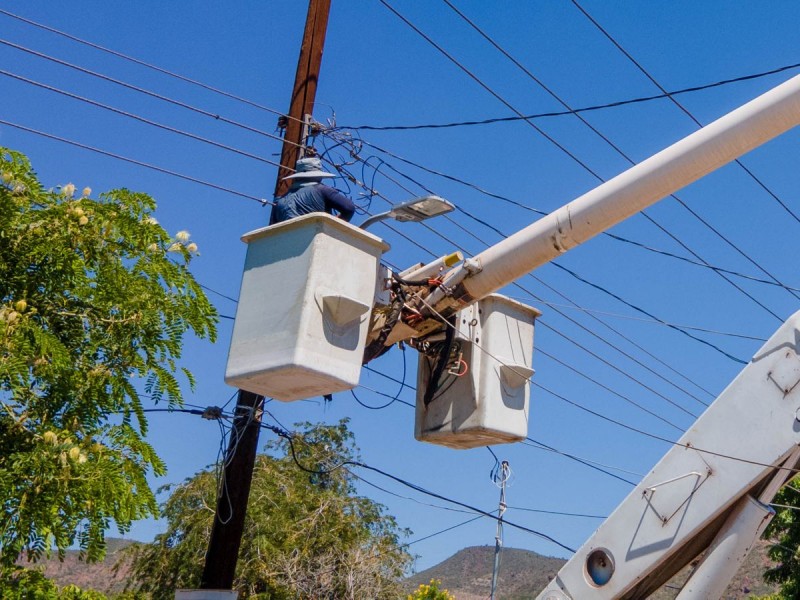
[15,537,137,595]
[17,536,780,598]
[406,540,779,599]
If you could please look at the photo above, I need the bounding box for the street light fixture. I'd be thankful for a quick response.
[360,195,455,230]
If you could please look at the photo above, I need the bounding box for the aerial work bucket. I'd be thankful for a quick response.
[225,214,389,401]
[415,294,540,448]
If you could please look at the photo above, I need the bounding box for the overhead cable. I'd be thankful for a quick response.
[522,439,641,484]
[260,419,577,553]
[525,297,767,342]
[379,1,789,322]
[365,365,643,495]
[0,8,302,125]
[348,134,800,304]
[0,69,283,168]
[0,118,270,205]
[0,39,295,149]
[340,61,800,131]
[535,346,690,430]
[334,146,740,400]
[570,0,800,230]
[334,161,721,421]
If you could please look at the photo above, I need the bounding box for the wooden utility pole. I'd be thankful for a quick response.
[274,0,332,198]
[200,0,331,590]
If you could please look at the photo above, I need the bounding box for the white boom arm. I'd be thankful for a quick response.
[537,312,800,599]
[426,73,800,316]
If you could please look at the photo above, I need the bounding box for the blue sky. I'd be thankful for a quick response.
[3,0,800,578]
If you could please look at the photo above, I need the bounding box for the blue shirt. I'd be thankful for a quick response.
[269,182,356,225]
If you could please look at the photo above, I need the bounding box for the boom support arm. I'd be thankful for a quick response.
[537,312,800,599]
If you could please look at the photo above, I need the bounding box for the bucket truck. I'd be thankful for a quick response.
[225,73,800,597]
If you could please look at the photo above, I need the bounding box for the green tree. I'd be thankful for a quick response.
[0,148,217,567]
[759,479,800,599]
[128,420,412,599]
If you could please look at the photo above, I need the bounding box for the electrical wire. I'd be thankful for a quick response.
[338,60,800,130]
[344,133,800,306]
[258,419,577,553]
[340,142,722,402]
[0,118,270,204]
[333,148,730,418]
[352,344,408,409]
[442,1,799,308]
[570,0,800,230]
[0,39,300,150]
[363,364,646,488]
[535,346,688,431]
[0,69,283,168]
[521,296,767,341]
[376,1,791,323]
[352,471,476,515]
[0,8,302,124]
[414,294,800,476]
[199,284,240,305]
[405,514,485,547]
[522,439,642,483]
[506,505,606,520]
[325,133,739,393]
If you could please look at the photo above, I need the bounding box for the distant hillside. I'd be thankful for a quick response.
[407,546,564,600]
[16,537,138,595]
[406,541,779,599]
[16,536,781,598]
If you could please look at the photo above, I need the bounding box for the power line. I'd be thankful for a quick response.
[605,232,800,296]
[336,161,719,423]
[570,0,800,230]
[442,0,790,321]
[380,1,789,323]
[414,294,800,479]
[333,142,736,409]
[0,118,270,204]
[0,8,303,125]
[259,418,577,553]
[0,69,283,168]
[549,261,747,365]
[339,61,800,131]
[377,0,606,182]
[0,39,296,150]
[330,136,724,400]
[535,346,690,431]
[570,0,800,293]
[362,365,643,490]
[521,297,767,341]
[506,504,607,520]
[345,133,800,303]
[327,127,753,367]
[522,439,641,483]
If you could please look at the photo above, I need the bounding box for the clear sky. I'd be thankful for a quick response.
[3,0,800,578]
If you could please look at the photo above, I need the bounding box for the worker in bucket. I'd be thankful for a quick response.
[269,156,356,225]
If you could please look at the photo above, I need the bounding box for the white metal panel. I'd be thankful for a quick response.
[224,214,389,401]
[537,311,800,599]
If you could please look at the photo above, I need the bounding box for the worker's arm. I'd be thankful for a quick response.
[322,187,356,222]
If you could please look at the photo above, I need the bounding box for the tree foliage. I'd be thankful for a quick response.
[0,148,217,566]
[407,579,455,600]
[128,420,412,599]
[760,479,800,599]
